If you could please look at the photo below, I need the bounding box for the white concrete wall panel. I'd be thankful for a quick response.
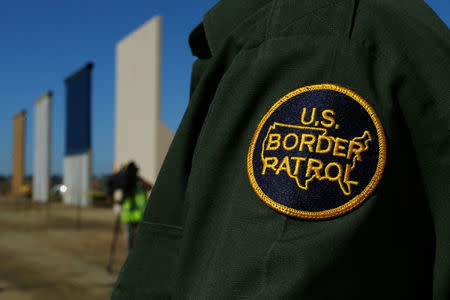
[63,152,91,206]
[33,92,52,202]
[158,120,173,170]
[115,16,172,184]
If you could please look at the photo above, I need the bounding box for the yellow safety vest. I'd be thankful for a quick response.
[121,184,147,223]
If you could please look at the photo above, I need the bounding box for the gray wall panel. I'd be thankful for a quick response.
[63,152,91,206]
[33,92,52,202]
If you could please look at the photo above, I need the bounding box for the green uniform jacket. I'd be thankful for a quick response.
[112,0,449,299]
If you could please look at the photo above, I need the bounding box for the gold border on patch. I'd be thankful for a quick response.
[247,83,387,219]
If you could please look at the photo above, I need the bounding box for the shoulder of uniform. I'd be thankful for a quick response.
[352,0,449,62]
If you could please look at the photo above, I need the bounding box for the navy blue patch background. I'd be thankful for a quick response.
[252,89,380,212]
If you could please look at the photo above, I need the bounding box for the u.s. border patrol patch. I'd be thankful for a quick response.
[247,84,386,219]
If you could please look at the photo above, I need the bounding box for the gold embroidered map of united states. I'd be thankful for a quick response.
[260,122,372,196]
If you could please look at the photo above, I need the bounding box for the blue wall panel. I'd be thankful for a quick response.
[65,63,93,155]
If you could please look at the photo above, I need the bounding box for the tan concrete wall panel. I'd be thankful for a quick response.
[12,111,26,195]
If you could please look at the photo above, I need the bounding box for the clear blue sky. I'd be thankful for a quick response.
[0,0,448,176]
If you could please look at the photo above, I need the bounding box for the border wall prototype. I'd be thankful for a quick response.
[63,63,93,206]
[33,92,52,202]
[115,16,173,183]
[12,111,26,195]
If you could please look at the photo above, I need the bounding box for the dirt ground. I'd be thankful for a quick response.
[0,197,127,300]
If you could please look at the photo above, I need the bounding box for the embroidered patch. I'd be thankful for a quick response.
[247,84,386,219]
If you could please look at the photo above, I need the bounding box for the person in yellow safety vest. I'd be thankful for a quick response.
[121,180,148,250]
[121,182,147,224]
[107,161,152,252]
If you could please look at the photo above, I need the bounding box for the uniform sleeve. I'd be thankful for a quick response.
[351,2,450,297]
[396,23,450,300]
[110,1,450,298]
